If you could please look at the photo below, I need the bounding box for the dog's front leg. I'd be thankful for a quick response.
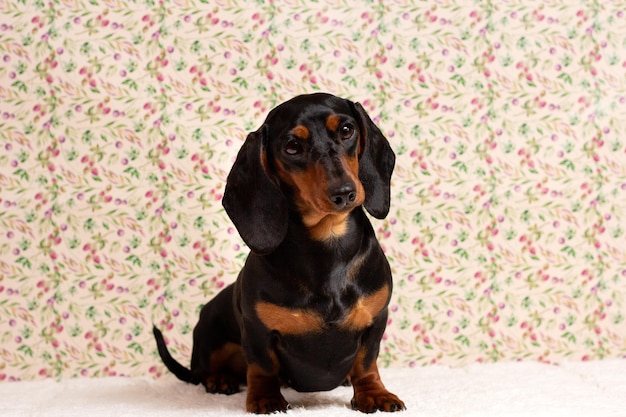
[349,315,405,413]
[245,359,289,414]
[242,324,288,413]
[349,349,405,413]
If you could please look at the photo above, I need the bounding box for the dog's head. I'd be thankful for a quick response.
[222,93,395,254]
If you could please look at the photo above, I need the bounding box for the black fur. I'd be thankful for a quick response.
[153,93,404,414]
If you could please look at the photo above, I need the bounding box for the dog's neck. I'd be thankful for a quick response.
[299,210,351,241]
[283,207,368,252]
[265,207,378,293]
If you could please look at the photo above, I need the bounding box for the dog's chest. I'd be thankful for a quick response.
[255,284,389,336]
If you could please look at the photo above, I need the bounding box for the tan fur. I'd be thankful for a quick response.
[341,285,389,331]
[275,154,365,241]
[256,285,389,335]
[325,114,340,131]
[208,342,246,375]
[256,302,325,335]
[292,125,310,139]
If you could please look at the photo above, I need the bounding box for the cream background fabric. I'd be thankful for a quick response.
[0,1,625,381]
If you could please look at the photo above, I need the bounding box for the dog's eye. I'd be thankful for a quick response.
[284,140,303,156]
[339,123,355,140]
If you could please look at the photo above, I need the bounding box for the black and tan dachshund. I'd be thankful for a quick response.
[153,93,405,414]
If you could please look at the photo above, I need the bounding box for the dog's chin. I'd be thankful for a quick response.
[295,206,344,240]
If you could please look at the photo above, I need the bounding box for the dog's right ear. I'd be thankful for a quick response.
[222,128,288,255]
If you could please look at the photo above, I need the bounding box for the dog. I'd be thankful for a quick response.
[153,93,405,414]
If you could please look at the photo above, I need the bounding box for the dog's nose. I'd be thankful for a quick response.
[329,182,357,209]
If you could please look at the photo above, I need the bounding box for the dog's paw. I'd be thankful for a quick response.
[204,374,241,395]
[351,390,406,413]
[246,394,291,414]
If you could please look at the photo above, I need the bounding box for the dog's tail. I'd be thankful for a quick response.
[152,326,199,384]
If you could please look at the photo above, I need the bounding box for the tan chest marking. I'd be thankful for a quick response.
[341,285,389,331]
[256,302,325,335]
[255,285,389,335]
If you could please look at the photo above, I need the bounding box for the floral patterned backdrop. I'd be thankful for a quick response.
[1,0,625,381]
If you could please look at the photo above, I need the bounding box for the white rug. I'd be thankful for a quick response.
[1,360,624,416]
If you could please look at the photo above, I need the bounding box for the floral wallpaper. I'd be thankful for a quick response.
[1,0,625,381]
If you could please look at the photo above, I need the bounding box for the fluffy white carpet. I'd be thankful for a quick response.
[1,360,625,417]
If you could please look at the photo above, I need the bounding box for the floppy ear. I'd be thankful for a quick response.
[222,128,288,255]
[352,102,395,219]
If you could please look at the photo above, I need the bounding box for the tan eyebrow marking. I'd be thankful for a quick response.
[292,125,310,140]
[325,114,340,131]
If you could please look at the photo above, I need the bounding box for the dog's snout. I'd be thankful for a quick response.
[329,182,357,209]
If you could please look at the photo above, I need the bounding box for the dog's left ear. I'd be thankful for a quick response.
[351,102,395,219]
[222,128,288,255]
